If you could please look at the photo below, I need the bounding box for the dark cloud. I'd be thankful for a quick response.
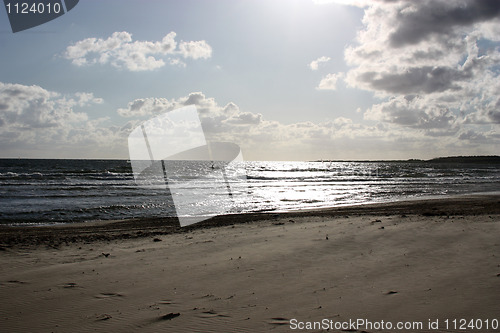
[366,96,458,130]
[357,66,472,94]
[463,98,500,124]
[487,110,500,124]
[390,0,500,47]
[458,129,487,141]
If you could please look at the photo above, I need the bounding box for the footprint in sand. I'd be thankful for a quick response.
[157,300,174,304]
[94,292,124,299]
[198,309,230,318]
[6,280,27,284]
[268,317,289,325]
[158,313,180,320]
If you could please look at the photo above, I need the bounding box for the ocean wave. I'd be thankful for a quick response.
[1,159,498,225]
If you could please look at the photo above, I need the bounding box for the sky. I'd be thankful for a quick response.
[0,0,499,160]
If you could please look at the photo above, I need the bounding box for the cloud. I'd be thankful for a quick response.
[317,73,344,90]
[356,65,475,95]
[388,0,500,48]
[116,91,497,160]
[458,129,487,141]
[117,98,174,118]
[2,83,498,159]
[0,82,98,130]
[225,112,263,125]
[365,95,459,130]
[117,92,243,119]
[169,58,186,68]
[178,40,212,59]
[314,0,500,150]
[309,56,331,70]
[0,82,130,158]
[464,96,500,124]
[64,31,212,71]
[343,1,500,96]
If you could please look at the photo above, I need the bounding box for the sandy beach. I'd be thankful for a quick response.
[1,195,499,332]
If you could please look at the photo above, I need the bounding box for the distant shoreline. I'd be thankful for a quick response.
[314,155,500,163]
[1,155,499,163]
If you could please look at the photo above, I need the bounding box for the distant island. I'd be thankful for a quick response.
[315,155,500,164]
[425,156,500,163]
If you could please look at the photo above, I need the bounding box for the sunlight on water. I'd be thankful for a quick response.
[0,159,499,224]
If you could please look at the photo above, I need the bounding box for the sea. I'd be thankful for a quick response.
[0,159,499,226]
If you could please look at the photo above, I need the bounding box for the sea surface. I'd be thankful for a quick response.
[0,159,499,225]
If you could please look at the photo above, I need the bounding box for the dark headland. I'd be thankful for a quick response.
[316,155,500,164]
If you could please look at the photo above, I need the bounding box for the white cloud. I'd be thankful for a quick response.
[169,58,186,68]
[0,82,93,130]
[116,91,499,160]
[117,92,243,119]
[64,31,212,71]
[117,98,175,118]
[0,82,130,158]
[317,72,344,90]
[2,82,498,159]
[309,56,331,70]
[178,40,212,59]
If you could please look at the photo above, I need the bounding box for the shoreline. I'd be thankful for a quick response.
[1,194,499,247]
[1,194,499,332]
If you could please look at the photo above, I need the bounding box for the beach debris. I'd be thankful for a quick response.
[101,252,110,257]
[95,314,112,321]
[379,226,385,229]
[153,238,162,242]
[7,280,26,284]
[386,290,398,295]
[370,219,382,224]
[326,234,329,240]
[63,282,78,288]
[160,312,180,320]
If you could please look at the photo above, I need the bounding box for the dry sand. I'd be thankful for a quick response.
[1,195,499,332]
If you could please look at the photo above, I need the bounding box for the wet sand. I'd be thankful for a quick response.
[1,195,499,332]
